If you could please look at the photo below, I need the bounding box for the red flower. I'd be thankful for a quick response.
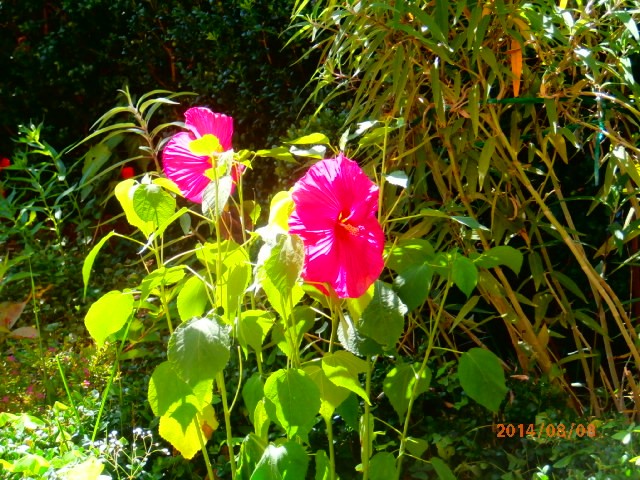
[121,166,135,179]
[0,158,10,170]
[288,154,385,298]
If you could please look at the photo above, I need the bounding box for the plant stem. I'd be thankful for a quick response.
[92,310,135,442]
[28,260,50,402]
[395,282,449,478]
[326,416,337,480]
[362,356,373,480]
[55,355,83,435]
[217,372,237,478]
[195,412,215,480]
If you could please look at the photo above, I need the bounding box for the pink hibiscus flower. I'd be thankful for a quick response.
[162,107,243,203]
[289,154,385,298]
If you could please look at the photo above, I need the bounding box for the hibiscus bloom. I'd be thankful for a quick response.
[288,154,385,298]
[0,158,10,170]
[162,107,243,203]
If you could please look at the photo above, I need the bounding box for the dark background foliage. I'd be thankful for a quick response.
[0,0,318,158]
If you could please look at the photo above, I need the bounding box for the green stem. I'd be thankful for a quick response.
[195,412,215,480]
[395,282,449,478]
[326,416,337,480]
[28,260,50,402]
[92,309,135,442]
[325,300,340,480]
[362,356,374,480]
[286,295,300,368]
[217,372,237,478]
[161,283,173,335]
[55,356,83,435]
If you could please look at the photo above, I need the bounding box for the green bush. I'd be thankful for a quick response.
[0,0,318,156]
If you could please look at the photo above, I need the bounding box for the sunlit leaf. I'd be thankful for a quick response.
[84,290,134,347]
[251,441,309,480]
[458,348,508,413]
[167,316,230,385]
[263,368,320,440]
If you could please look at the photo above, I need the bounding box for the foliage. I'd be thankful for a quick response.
[70,90,523,478]
[0,0,319,157]
[3,0,640,479]
[292,0,640,418]
[0,122,90,249]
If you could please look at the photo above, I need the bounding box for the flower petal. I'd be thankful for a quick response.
[289,154,384,298]
[184,107,233,150]
[302,217,384,298]
[162,132,212,203]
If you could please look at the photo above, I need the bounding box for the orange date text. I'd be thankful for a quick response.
[495,423,597,439]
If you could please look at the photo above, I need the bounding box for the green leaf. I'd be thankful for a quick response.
[406,437,429,457]
[11,454,49,475]
[179,212,191,235]
[469,84,480,137]
[218,251,251,322]
[386,239,434,273]
[177,275,209,322]
[159,403,218,460]
[337,312,384,357]
[139,266,186,301]
[458,348,508,413]
[285,132,330,145]
[237,309,275,355]
[238,433,267,479]
[115,180,154,237]
[369,452,397,480]
[393,263,432,311]
[528,251,544,291]
[359,281,407,350]
[253,400,270,440]
[335,393,359,430]
[304,365,350,421]
[314,450,330,480]
[383,363,431,421]
[58,456,105,480]
[449,295,480,332]
[267,191,294,232]
[431,457,456,480]
[478,137,496,186]
[84,290,133,347]
[452,256,477,297]
[133,183,176,227]
[148,361,212,417]
[261,234,305,296]
[549,270,588,303]
[251,441,310,480]
[256,233,305,322]
[82,231,116,298]
[242,373,265,426]
[451,216,490,230]
[272,306,314,359]
[263,368,320,440]
[167,316,230,386]
[474,246,524,274]
[255,146,295,163]
[322,351,369,404]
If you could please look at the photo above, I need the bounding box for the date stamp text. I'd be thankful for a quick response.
[496,423,597,439]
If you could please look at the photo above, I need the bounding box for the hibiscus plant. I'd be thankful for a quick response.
[81,98,520,480]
